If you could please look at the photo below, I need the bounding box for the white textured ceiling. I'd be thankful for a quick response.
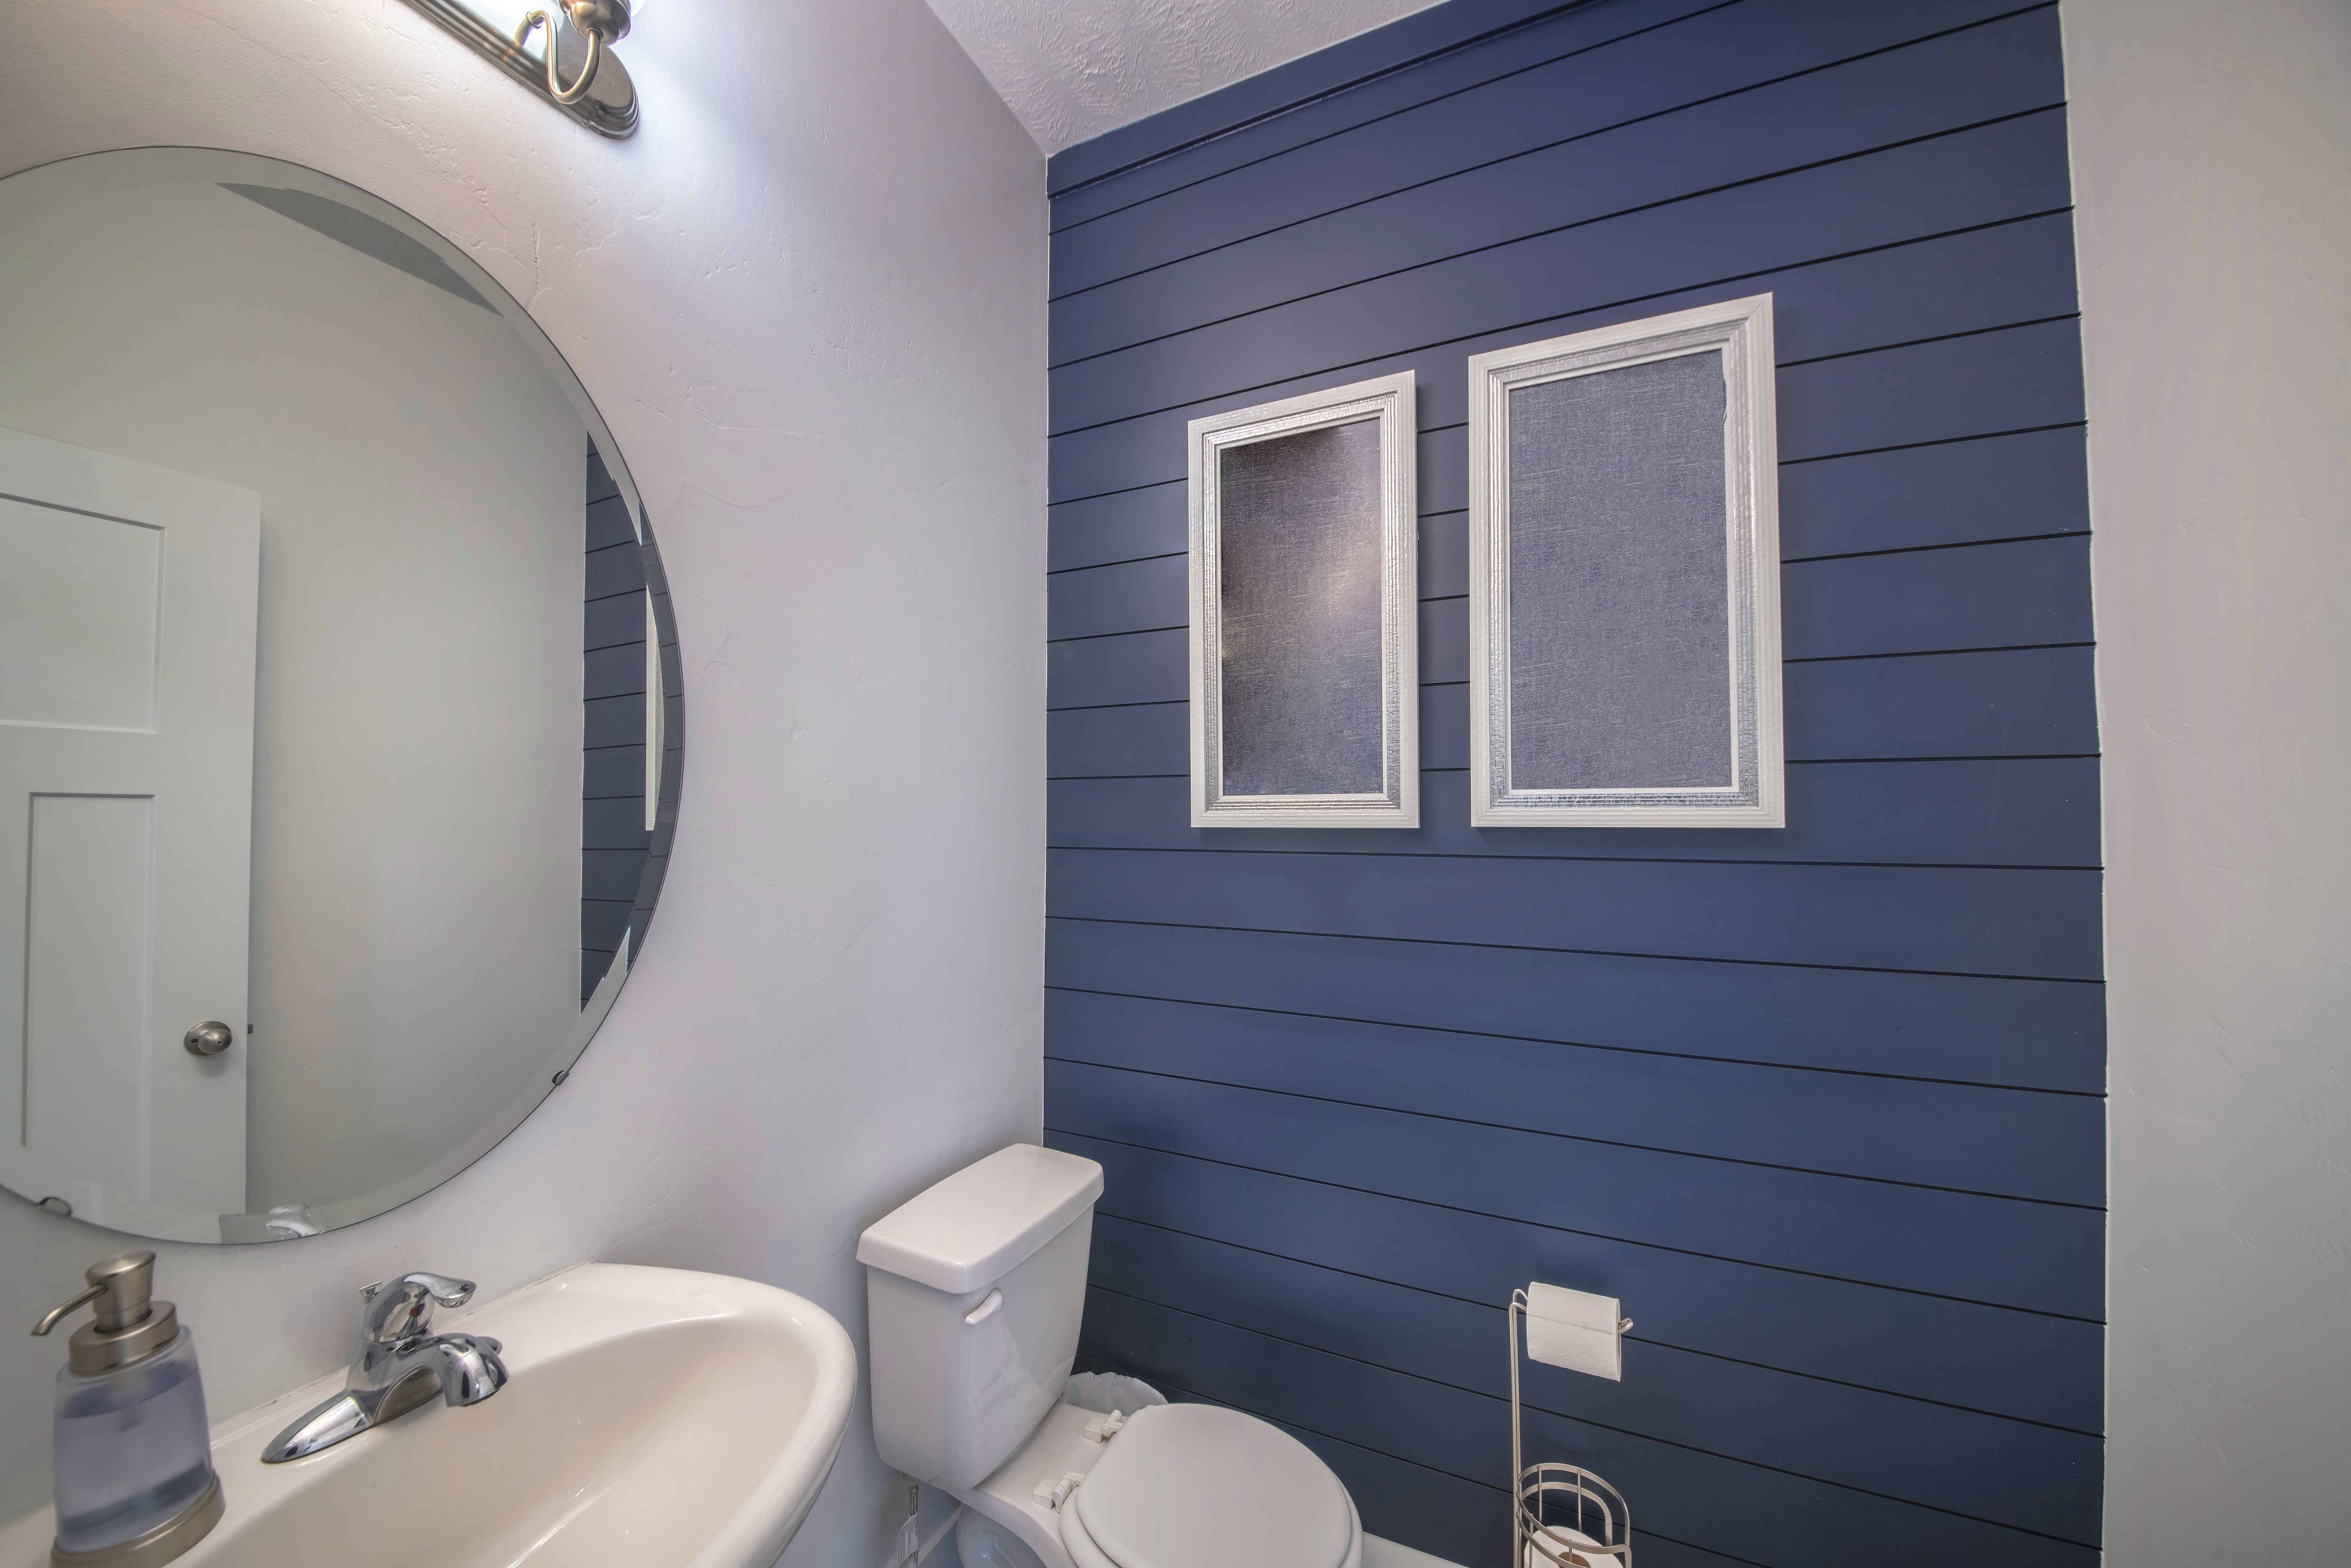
[922,0,1448,155]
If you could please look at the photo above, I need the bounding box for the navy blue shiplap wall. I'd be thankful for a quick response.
[1041,4,2103,1566]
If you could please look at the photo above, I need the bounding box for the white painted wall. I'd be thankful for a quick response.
[0,5,1047,1564]
[0,176,587,1216]
[2066,1,2351,1560]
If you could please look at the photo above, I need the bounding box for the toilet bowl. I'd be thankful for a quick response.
[858,1145,1363,1568]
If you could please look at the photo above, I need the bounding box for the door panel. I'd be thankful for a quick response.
[24,793,155,1190]
[0,499,161,730]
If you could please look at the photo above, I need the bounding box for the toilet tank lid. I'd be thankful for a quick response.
[858,1144,1104,1294]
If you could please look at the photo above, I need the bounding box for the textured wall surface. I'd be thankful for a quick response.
[923,0,1444,151]
[0,3,1046,1561]
[1042,2,2104,1564]
[2067,1,2351,1563]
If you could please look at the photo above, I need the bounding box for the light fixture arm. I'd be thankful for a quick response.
[400,0,637,136]
[513,8,604,105]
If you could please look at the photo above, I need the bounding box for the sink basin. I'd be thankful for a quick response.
[0,1264,857,1568]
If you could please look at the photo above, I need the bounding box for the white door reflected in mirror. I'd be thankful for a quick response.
[0,429,258,1233]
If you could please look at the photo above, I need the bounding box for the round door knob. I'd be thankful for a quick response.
[183,1021,235,1057]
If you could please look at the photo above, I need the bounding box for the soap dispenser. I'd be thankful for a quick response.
[30,1253,222,1566]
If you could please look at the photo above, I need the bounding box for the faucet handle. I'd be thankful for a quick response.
[358,1272,477,1343]
[402,1272,476,1308]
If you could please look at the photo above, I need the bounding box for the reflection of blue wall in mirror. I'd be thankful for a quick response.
[581,440,649,1002]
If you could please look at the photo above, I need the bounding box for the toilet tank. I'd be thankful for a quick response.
[858,1144,1104,1491]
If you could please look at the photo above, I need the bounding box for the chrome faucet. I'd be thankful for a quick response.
[262,1272,508,1462]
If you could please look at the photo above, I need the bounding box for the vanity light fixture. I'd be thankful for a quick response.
[401,0,640,137]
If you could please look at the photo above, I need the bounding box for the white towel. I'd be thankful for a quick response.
[1524,1282,1623,1380]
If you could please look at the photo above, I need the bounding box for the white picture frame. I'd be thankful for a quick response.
[1467,295,1783,827]
[1189,371,1418,827]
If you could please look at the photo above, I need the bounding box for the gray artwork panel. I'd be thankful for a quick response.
[1218,420,1385,796]
[1508,352,1732,791]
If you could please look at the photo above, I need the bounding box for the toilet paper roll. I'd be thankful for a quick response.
[1524,1283,1623,1381]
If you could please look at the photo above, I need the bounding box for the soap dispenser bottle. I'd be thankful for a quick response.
[30,1252,222,1566]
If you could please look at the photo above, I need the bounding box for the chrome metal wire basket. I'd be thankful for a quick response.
[1509,1290,1631,1568]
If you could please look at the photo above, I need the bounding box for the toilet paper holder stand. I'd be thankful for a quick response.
[1509,1289,1633,1568]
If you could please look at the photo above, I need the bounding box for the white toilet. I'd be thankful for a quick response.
[859,1143,1364,1568]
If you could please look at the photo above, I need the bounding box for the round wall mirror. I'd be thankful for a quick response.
[0,148,679,1242]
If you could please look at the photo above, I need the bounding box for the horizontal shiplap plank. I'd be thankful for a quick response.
[1051,111,2072,487]
[1047,420,2090,575]
[1049,480,1186,574]
[1049,646,2099,772]
[584,592,647,651]
[1051,585,2096,707]
[1049,536,2091,661]
[1419,512,1469,598]
[1047,914,2101,1091]
[1050,554,1181,641]
[582,798,651,851]
[582,848,650,901]
[1054,8,2065,358]
[1048,846,2101,980]
[583,692,645,749]
[1048,631,1184,711]
[580,898,630,953]
[1783,535,2089,658]
[1782,424,2088,558]
[1045,693,1184,768]
[1049,758,2101,867]
[1778,319,2083,461]
[585,491,634,550]
[1062,208,2081,451]
[1049,989,2100,1202]
[1076,1287,2097,1566]
[585,541,647,599]
[584,641,645,700]
[1060,311,2083,516]
[1056,1134,2105,1428]
[1050,1060,2100,1315]
[1049,0,1720,216]
[1786,645,2097,759]
[1057,5,2048,274]
[1086,1216,2101,1536]
[583,744,647,800]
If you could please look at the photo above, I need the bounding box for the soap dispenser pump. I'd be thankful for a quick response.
[31,1253,222,1566]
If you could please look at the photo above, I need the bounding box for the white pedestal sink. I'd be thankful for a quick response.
[0,1264,857,1568]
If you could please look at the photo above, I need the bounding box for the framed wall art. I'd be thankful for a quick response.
[1189,371,1417,827]
[1467,295,1783,827]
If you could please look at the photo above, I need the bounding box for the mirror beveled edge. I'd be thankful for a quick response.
[0,146,682,1244]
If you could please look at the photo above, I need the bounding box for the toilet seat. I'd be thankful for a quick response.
[1058,1404,1361,1568]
